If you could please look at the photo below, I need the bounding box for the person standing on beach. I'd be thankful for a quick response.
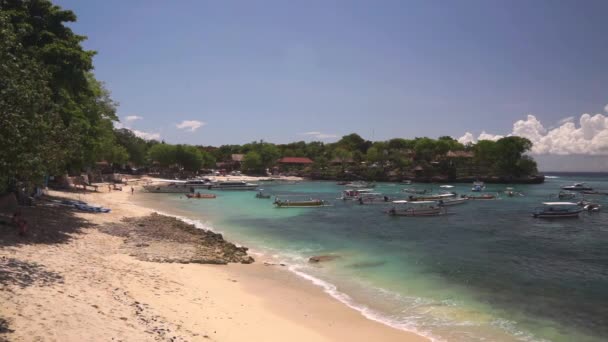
[131,187,134,195]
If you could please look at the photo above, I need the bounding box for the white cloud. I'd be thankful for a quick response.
[132,129,161,140]
[605,104,608,113]
[125,115,143,123]
[478,131,503,141]
[301,131,338,140]
[457,132,476,145]
[458,105,608,156]
[176,120,204,132]
[556,116,575,126]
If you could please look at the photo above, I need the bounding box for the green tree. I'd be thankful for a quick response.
[242,151,263,174]
[148,144,177,168]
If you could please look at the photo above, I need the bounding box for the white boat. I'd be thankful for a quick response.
[532,202,582,218]
[212,181,258,190]
[561,183,593,191]
[340,189,375,200]
[407,192,457,201]
[577,200,601,212]
[386,200,445,216]
[356,192,391,204]
[402,187,428,194]
[437,197,468,206]
[472,181,485,192]
[439,185,454,188]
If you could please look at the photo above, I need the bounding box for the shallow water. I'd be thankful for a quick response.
[135,173,608,342]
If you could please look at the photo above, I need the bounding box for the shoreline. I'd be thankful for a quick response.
[0,185,428,341]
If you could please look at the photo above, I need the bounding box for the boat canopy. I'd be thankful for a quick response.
[542,202,578,206]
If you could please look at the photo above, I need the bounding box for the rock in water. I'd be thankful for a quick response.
[309,255,340,263]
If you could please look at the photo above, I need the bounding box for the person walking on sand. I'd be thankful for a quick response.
[131,186,134,195]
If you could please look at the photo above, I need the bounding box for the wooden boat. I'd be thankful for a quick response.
[186,193,216,199]
[581,190,608,195]
[561,183,593,191]
[533,202,582,218]
[273,197,328,208]
[387,200,445,216]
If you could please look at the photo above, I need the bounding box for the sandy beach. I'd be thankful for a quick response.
[0,184,427,342]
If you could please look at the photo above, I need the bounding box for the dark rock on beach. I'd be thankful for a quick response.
[99,213,254,265]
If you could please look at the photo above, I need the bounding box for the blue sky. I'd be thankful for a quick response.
[57,0,608,170]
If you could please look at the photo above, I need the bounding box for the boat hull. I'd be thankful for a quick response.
[533,211,581,218]
[388,208,443,216]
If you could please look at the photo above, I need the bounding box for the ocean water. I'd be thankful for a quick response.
[134,173,608,342]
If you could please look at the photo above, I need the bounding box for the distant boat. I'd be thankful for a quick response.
[255,190,271,199]
[407,192,457,201]
[577,200,601,212]
[387,200,445,216]
[439,185,454,188]
[463,194,496,200]
[561,183,593,191]
[558,191,577,200]
[340,189,375,200]
[402,180,412,185]
[273,197,328,208]
[581,190,608,195]
[533,202,582,218]
[402,187,427,194]
[143,183,192,193]
[472,181,485,192]
[356,193,392,205]
[438,197,468,206]
[186,193,216,199]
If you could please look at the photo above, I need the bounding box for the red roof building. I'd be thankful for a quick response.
[277,157,314,164]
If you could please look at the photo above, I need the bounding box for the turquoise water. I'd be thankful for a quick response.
[136,173,608,342]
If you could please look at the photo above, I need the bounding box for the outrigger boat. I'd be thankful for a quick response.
[558,191,576,200]
[386,200,445,216]
[186,192,216,199]
[561,183,593,191]
[255,190,271,199]
[577,200,601,212]
[472,181,486,192]
[533,202,582,218]
[437,197,468,206]
[356,193,392,204]
[407,192,456,201]
[462,194,496,200]
[273,197,328,208]
[340,189,375,200]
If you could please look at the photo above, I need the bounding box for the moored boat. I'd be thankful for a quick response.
[340,189,375,200]
[463,194,496,200]
[212,181,258,190]
[143,183,192,193]
[408,192,456,201]
[273,197,328,208]
[255,190,271,199]
[577,200,601,212]
[438,197,468,206]
[356,193,391,204]
[558,191,576,200]
[533,202,582,218]
[186,192,216,199]
[402,187,428,194]
[561,183,593,191]
[472,181,486,192]
[386,200,445,216]
[345,181,376,188]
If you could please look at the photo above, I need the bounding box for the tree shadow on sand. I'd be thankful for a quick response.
[0,317,14,342]
[0,197,97,247]
[0,257,64,290]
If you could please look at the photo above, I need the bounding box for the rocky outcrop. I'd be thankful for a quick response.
[100,213,254,265]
